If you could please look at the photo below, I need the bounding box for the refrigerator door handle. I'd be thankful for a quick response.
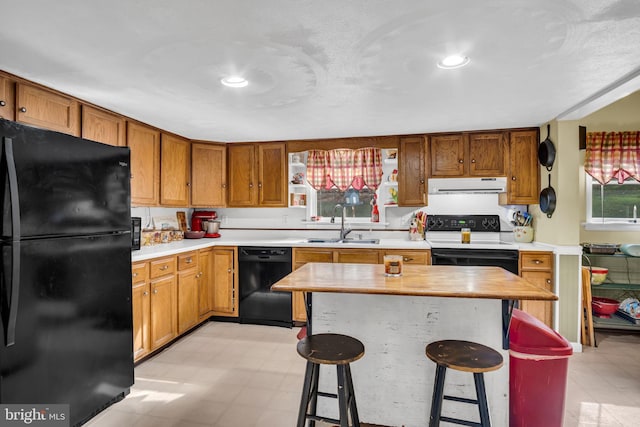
[4,137,21,240]
[2,242,20,346]
[1,137,21,346]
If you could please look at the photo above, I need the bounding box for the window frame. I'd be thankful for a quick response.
[584,173,640,230]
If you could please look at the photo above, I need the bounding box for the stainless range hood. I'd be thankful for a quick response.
[427,177,507,194]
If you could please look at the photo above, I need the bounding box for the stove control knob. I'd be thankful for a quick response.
[482,218,489,228]
[427,218,436,229]
[436,219,444,228]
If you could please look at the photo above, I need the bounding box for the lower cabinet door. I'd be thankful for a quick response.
[178,269,199,334]
[150,275,178,349]
[132,281,150,361]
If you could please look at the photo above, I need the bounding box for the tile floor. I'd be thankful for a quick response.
[85,322,640,427]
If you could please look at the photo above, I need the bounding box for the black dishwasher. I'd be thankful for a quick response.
[238,247,292,327]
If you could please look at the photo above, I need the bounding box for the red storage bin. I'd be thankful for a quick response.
[509,309,573,427]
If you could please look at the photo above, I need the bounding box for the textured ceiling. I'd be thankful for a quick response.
[1,0,640,142]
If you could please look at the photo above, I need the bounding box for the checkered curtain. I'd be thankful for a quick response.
[352,147,383,190]
[305,149,329,190]
[585,131,640,184]
[305,147,383,190]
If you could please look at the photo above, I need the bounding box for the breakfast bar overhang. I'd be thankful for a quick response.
[272,263,558,426]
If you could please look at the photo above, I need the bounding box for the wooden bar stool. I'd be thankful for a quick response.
[297,333,364,427]
[426,340,503,427]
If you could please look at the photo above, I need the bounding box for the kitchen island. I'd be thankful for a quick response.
[271,262,557,427]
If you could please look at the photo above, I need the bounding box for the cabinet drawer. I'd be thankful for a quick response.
[132,262,148,283]
[381,250,431,265]
[149,256,176,278]
[294,249,333,264]
[520,252,553,271]
[178,251,198,271]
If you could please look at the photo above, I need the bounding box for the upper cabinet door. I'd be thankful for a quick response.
[0,74,15,120]
[191,143,227,207]
[398,136,427,206]
[128,122,160,206]
[16,83,80,136]
[429,134,466,177]
[227,144,257,207]
[160,133,191,207]
[257,142,287,207]
[468,132,507,177]
[501,130,539,205]
[81,105,126,146]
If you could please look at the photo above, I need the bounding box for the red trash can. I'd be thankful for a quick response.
[509,308,573,427]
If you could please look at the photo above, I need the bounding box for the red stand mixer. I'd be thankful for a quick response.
[191,211,221,238]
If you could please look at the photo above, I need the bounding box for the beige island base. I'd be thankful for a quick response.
[272,263,557,427]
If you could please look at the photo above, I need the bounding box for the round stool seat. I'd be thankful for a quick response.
[426,340,503,373]
[297,333,365,365]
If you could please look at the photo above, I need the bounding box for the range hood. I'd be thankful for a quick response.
[428,177,507,194]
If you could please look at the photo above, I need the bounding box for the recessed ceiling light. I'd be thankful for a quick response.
[437,55,470,69]
[221,76,248,88]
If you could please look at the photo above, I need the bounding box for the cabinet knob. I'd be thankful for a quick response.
[511,176,516,181]
[458,159,464,163]
[0,100,5,107]
[471,159,476,163]
[153,289,158,294]
[227,268,232,273]
[185,257,192,263]
[19,107,26,113]
[143,291,149,296]
[160,265,169,270]
[258,182,262,188]
[186,182,190,187]
[546,279,552,284]
[132,272,138,278]
[420,178,424,184]
[222,183,227,189]
[249,183,253,188]
[534,260,541,264]
[403,257,413,262]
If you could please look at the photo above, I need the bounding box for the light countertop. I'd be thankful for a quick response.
[131,229,570,262]
[271,262,558,300]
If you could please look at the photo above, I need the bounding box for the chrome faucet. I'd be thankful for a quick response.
[331,204,352,240]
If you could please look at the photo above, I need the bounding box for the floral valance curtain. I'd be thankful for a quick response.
[585,131,640,185]
[305,147,383,190]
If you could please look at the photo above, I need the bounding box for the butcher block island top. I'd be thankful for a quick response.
[271,262,557,301]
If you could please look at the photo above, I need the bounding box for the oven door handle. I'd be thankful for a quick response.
[432,253,518,261]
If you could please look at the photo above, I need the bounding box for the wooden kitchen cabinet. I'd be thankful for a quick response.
[197,248,213,320]
[211,247,237,316]
[128,122,160,206]
[177,251,199,334]
[292,248,334,322]
[131,262,150,362]
[148,256,178,349]
[380,249,431,265]
[430,133,466,177]
[334,249,379,264]
[519,251,554,327]
[429,132,505,177]
[500,130,540,205]
[160,133,191,206]
[81,105,126,146]
[16,83,80,136]
[398,135,428,206]
[191,143,226,207]
[0,74,15,120]
[257,143,287,206]
[468,132,507,176]
[227,142,287,207]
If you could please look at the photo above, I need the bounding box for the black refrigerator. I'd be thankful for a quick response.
[0,119,134,426]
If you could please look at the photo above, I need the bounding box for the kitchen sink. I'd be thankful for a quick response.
[305,238,342,243]
[304,238,380,244]
[340,238,380,244]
